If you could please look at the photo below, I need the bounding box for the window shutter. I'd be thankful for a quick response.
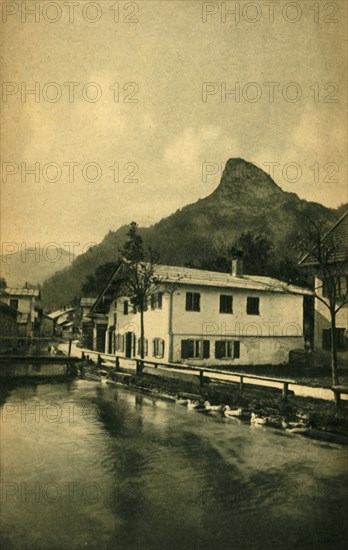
[234,341,240,359]
[215,341,224,359]
[186,293,192,310]
[137,338,141,355]
[120,335,124,351]
[158,292,163,309]
[181,340,194,359]
[194,293,200,311]
[181,340,189,359]
[203,340,210,359]
[144,339,148,356]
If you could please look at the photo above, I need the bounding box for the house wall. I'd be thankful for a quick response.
[41,316,55,337]
[313,276,348,363]
[171,285,303,337]
[0,307,18,352]
[105,285,305,366]
[1,296,35,321]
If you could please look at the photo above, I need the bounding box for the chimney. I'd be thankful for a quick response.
[231,251,243,277]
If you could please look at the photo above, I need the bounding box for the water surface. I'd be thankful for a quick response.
[0,379,347,550]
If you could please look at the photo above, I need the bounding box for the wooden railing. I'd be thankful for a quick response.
[84,351,294,400]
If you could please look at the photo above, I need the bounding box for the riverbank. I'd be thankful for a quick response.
[82,360,348,445]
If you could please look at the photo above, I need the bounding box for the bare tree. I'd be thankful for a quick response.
[121,223,161,371]
[299,218,348,385]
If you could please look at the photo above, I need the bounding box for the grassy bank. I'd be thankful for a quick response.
[85,362,348,445]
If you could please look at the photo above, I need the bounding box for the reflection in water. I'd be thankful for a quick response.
[0,379,347,550]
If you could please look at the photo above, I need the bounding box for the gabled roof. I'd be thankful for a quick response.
[91,262,312,312]
[80,297,97,307]
[4,287,40,297]
[151,265,312,295]
[48,307,75,320]
[299,211,348,267]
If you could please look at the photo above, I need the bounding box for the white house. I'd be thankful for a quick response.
[89,259,312,366]
[0,287,41,337]
[299,211,348,365]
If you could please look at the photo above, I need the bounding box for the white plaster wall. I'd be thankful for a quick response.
[107,294,170,360]
[171,285,304,339]
[313,276,348,349]
[105,285,305,365]
[172,335,304,366]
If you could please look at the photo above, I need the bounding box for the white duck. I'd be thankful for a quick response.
[187,399,200,411]
[223,405,243,418]
[99,370,109,384]
[203,401,223,412]
[250,412,268,426]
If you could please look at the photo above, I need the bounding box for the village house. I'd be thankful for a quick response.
[41,313,55,337]
[299,211,348,365]
[48,307,76,336]
[80,297,97,349]
[88,259,312,366]
[0,301,19,352]
[0,286,41,338]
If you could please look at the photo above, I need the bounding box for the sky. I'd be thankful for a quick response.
[1,0,347,256]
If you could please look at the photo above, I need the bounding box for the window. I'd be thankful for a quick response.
[247,297,259,315]
[150,292,163,310]
[137,338,148,356]
[115,334,125,352]
[181,339,210,359]
[322,276,347,299]
[9,299,18,310]
[220,295,233,314]
[186,292,200,312]
[123,300,128,315]
[338,276,348,299]
[322,328,346,351]
[215,340,240,359]
[153,338,165,358]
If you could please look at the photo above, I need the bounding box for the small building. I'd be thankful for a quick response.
[89,259,312,366]
[80,298,97,350]
[41,313,55,337]
[48,307,75,335]
[299,211,348,365]
[0,301,18,352]
[0,287,41,338]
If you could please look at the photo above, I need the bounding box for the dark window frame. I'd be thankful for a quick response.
[185,292,201,312]
[181,339,210,359]
[220,294,233,314]
[215,340,240,359]
[247,296,260,315]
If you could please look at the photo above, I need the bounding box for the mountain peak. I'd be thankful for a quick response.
[216,158,283,198]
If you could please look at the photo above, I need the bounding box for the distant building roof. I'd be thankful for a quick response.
[80,297,97,307]
[299,211,348,267]
[48,307,75,320]
[4,287,40,297]
[153,265,313,295]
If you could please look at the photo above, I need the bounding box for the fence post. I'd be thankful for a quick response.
[115,356,120,372]
[97,354,102,367]
[239,376,244,397]
[68,339,72,356]
[199,370,204,387]
[282,382,289,401]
